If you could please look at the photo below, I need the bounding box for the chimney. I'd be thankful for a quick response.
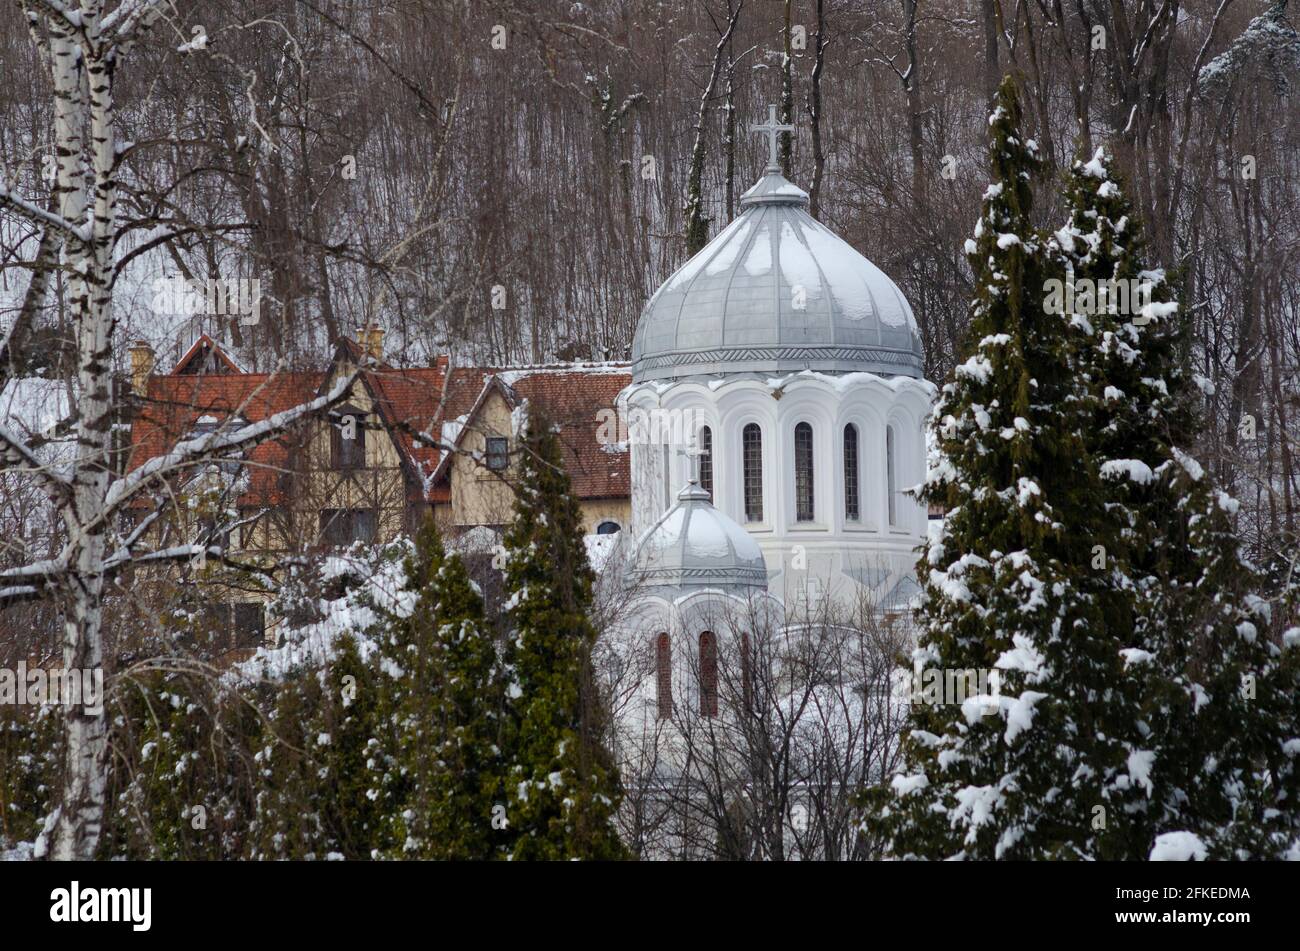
[129,340,155,396]
[363,324,384,361]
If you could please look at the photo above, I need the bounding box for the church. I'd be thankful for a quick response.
[601,113,936,781]
[620,110,934,631]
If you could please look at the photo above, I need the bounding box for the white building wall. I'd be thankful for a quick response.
[627,373,935,611]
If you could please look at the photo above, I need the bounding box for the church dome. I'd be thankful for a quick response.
[631,168,924,383]
[629,482,768,592]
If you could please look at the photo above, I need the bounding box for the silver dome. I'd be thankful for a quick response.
[631,169,924,383]
[629,482,768,593]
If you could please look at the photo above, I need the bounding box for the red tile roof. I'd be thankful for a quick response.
[129,370,321,506]
[126,342,632,510]
[505,369,631,499]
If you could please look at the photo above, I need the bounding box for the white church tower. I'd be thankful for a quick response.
[626,107,935,614]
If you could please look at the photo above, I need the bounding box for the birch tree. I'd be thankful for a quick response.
[0,0,362,860]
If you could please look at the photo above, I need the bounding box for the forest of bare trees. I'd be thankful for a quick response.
[4,0,1295,560]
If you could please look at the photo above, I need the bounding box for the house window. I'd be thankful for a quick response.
[232,602,266,649]
[485,436,509,471]
[596,520,621,535]
[330,409,367,470]
[844,424,861,522]
[795,422,815,522]
[656,632,672,719]
[742,423,763,523]
[699,631,718,717]
[886,425,898,526]
[320,508,377,546]
[698,425,713,500]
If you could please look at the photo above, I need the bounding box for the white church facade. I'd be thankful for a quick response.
[624,114,936,623]
[608,113,937,797]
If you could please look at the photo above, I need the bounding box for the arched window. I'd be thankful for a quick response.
[656,633,672,719]
[794,422,815,522]
[886,425,898,526]
[699,631,719,717]
[742,424,763,522]
[844,424,861,522]
[698,425,713,500]
[596,520,620,535]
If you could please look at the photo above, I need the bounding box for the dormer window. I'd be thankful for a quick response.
[331,407,366,470]
[191,415,219,438]
[485,436,509,471]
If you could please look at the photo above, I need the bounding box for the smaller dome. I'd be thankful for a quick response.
[629,482,767,593]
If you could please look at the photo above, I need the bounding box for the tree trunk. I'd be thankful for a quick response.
[684,4,741,255]
[780,0,794,177]
[51,9,117,861]
[807,0,827,219]
[981,0,1000,104]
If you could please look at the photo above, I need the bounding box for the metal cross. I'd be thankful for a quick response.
[751,103,794,170]
[676,441,703,484]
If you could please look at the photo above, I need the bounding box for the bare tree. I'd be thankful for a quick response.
[605,582,911,860]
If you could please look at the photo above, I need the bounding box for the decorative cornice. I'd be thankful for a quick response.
[633,344,923,379]
[631,565,770,586]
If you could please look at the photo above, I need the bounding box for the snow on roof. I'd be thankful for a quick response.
[492,361,630,387]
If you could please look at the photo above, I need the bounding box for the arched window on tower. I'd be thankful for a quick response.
[795,422,815,522]
[844,423,861,522]
[742,424,763,522]
[698,425,713,501]
[886,424,898,526]
[655,633,672,719]
[699,631,718,717]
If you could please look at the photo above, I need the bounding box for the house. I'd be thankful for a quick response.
[123,330,632,649]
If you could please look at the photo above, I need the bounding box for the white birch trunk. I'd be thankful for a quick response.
[50,5,114,861]
[0,0,361,860]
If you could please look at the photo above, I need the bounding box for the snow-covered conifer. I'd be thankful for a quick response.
[500,415,627,860]
[381,520,509,859]
[1053,149,1300,859]
[883,77,1123,859]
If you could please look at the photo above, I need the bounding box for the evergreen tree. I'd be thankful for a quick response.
[1052,148,1300,858]
[381,519,508,859]
[251,636,391,859]
[103,670,261,860]
[500,413,627,860]
[882,76,1125,859]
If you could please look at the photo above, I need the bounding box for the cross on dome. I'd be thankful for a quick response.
[750,103,794,170]
[676,439,705,485]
